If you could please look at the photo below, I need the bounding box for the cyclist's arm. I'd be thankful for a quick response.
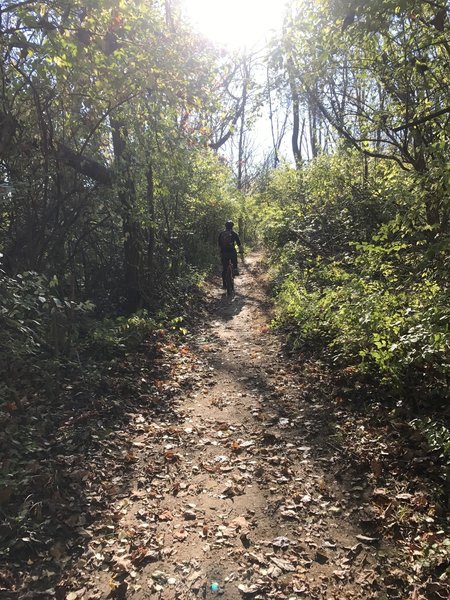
[233,232,244,257]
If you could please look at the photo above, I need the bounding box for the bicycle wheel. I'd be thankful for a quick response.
[225,260,234,297]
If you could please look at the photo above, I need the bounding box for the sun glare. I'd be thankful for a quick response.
[182,0,284,50]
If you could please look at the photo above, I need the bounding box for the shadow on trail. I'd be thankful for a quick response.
[213,291,270,323]
[198,276,450,600]
[198,294,386,539]
[0,340,185,596]
[199,330,352,472]
[215,294,245,320]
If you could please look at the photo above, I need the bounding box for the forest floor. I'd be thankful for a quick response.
[1,253,449,600]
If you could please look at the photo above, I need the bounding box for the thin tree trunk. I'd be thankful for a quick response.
[146,162,155,284]
[111,117,143,312]
[267,66,279,167]
[237,60,249,191]
[287,58,302,167]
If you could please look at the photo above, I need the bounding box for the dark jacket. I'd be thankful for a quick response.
[218,230,241,254]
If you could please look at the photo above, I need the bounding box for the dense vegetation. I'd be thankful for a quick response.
[256,1,450,413]
[2,0,450,492]
[0,0,247,404]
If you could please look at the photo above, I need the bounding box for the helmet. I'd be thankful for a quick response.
[225,220,234,230]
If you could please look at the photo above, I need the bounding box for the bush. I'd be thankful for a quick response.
[0,268,93,400]
[256,151,450,402]
[89,310,158,357]
[274,243,450,394]
[256,152,395,262]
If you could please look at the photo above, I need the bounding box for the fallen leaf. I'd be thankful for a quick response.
[113,555,131,572]
[371,458,382,478]
[272,536,290,549]
[280,509,299,520]
[314,550,329,564]
[151,570,168,583]
[183,510,197,520]
[0,487,13,505]
[174,529,188,541]
[395,493,412,501]
[267,564,283,578]
[66,591,86,600]
[270,556,295,571]
[50,541,66,562]
[130,547,158,564]
[159,510,174,521]
[229,516,250,531]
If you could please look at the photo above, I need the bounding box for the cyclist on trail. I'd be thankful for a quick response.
[218,220,243,289]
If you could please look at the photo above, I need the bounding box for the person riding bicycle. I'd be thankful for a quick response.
[218,220,243,289]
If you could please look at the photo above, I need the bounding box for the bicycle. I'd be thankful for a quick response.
[224,258,234,297]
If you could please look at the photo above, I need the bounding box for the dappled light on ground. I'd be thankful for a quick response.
[2,254,448,599]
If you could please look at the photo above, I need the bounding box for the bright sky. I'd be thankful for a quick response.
[182,0,285,50]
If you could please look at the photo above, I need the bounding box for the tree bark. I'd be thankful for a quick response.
[146,162,155,283]
[237,66,248,191]
[287,58,302,166]
[55,143,112,185]
[111,117,143,312]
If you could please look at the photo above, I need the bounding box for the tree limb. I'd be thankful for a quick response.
[290,59,413,170]
[392,105,450,131]
[55,143,113,185]
[209,99,245,150]
[2,0,39,12]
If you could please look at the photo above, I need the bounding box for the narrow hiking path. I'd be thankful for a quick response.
[59,252,402,600]
[11,251,449,599]
[3,253,442,600]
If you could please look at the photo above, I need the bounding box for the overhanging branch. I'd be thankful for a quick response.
[392,106,450,132]
[290,59,412,171]
[56,143,113,185]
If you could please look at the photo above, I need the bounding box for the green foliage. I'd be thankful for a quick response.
[0,269,94,347]
[412,418,450,467]
[0,0,244,316]
[0,268,94,398]
[256,150,394,283]
[418,536,450,578]
[277,0,450,251]
[153,148,240,270]
[257,150,450,400]
[275,252,450,388]
[90,310,158,357]
[0,0,251,405]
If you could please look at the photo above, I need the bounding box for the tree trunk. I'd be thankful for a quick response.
[309,97,319,159]
[111,117,143,312]
[291,86,302,166]
[146,162,155,284]
[237,77,247,191]
[287,58,302,167]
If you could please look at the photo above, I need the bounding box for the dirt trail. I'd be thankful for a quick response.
[70,253,394,600]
